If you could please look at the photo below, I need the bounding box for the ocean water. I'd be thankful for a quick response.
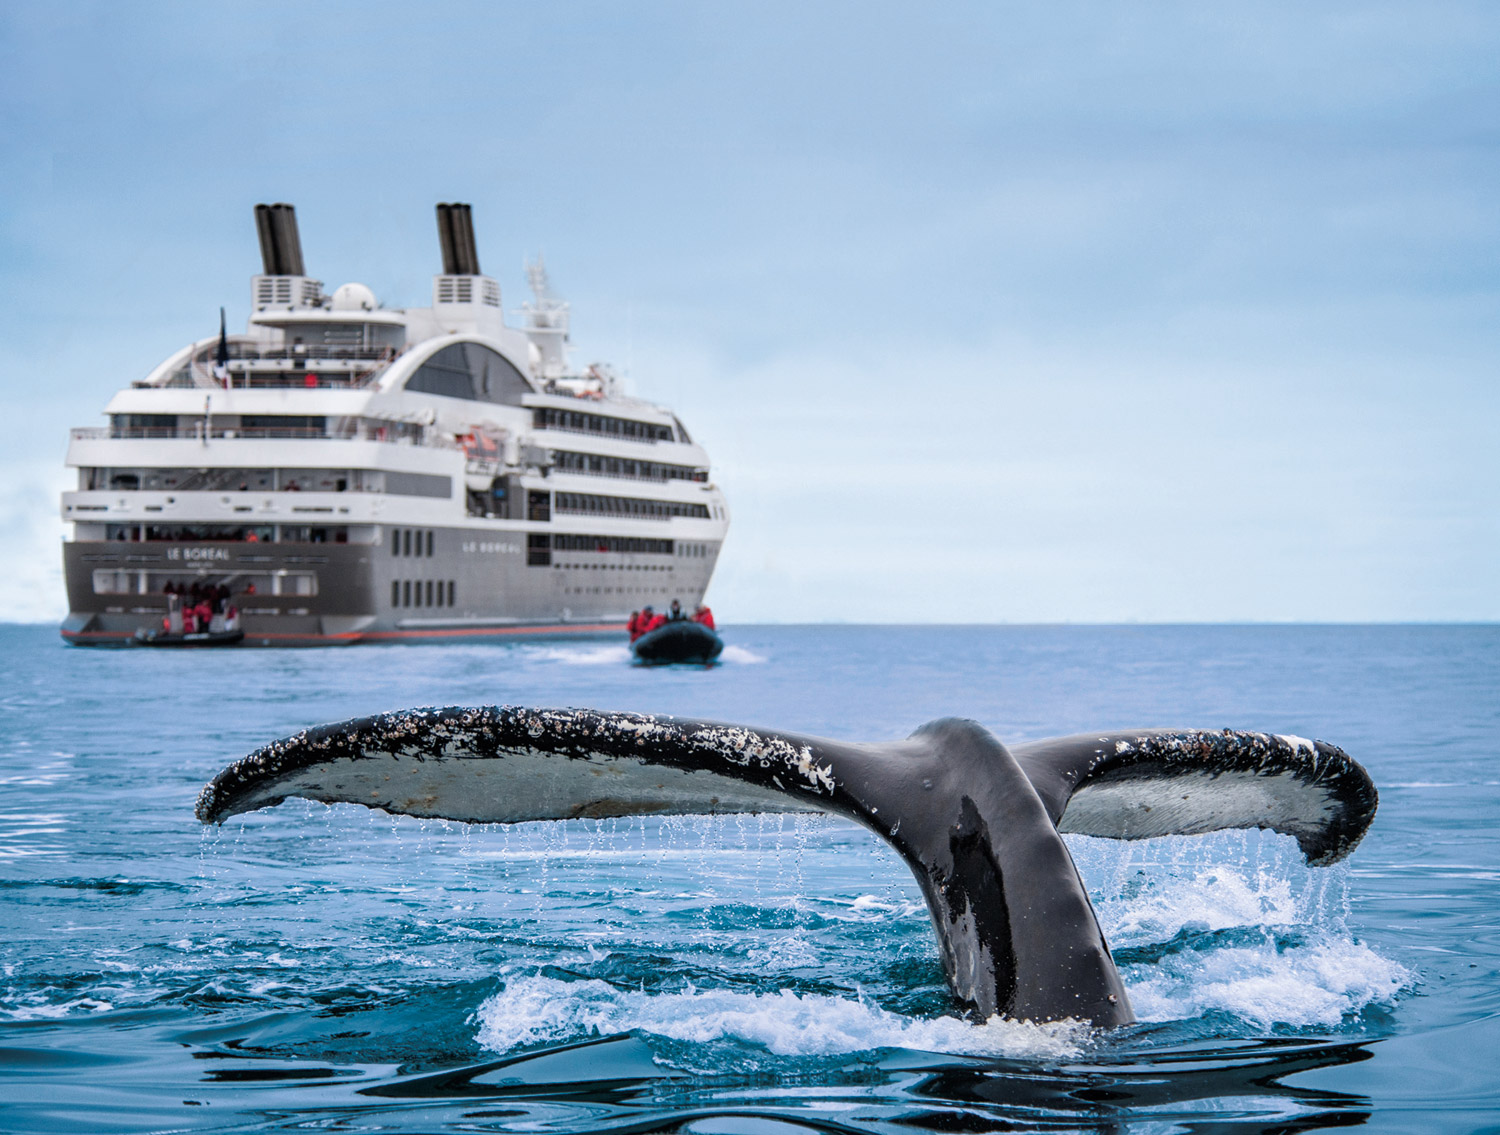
[0,623,1495,1133]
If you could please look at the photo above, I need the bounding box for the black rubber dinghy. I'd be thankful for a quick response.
[631,621,723,665]
[133,628,245,648]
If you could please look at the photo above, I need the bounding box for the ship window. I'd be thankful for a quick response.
[391,580,399,606]
[551,534,673,555]
[391,528,400,556]
[531,408,675,443]
[553,491,710,520]
[92,570,136,595]
[111,414,177,437]
[527,533,552,567]
[550,450,706,484]
[405,342,532,404]
[425,580,434,606]
[136,524,275,542]
[426,530,434,557]
[240,415,326,437]
[403,580,412,607]
[403,529,412,557]
[280,571,317,597]
[447,580,456,606]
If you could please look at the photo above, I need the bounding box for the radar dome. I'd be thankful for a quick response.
[331,283,378,311]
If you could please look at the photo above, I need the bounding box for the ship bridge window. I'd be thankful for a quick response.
[532,408,674,442]
[276,322,405,351]
[405,343,532,405]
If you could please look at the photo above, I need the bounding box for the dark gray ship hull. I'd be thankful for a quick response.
[61,528,717,647]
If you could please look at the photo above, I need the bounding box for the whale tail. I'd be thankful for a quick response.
[197,707,1377,1027]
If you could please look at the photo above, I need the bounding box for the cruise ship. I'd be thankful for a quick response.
[60,203,728,646]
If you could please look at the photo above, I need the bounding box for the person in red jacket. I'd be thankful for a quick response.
[626,610,643,641]
[691,604,715,630]
[642,606,666,634]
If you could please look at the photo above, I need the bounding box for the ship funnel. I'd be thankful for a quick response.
[435,203,481,276]
[254,203,306,277]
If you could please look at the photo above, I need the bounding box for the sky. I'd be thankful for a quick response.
[1,1,1496,623]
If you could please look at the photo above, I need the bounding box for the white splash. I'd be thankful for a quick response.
[473,976,1089,1059]
[1127,940,1411,1028]
[522,644,633,666]
[1077,831,1412,1028]
[1103,867,1304,944]
[1,995,114,1020]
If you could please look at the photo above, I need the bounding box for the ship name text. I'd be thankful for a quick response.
[168,547,232,562]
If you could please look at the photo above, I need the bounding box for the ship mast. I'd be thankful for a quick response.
[521,255,571,382]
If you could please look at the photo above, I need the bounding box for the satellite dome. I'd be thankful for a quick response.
[331,282,377,311]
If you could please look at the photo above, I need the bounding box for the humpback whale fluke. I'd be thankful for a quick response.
[196,707,1377,1028]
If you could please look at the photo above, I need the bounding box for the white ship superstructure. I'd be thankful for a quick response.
[61,203,728,645]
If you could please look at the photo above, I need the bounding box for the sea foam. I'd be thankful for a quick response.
[473,977,1090,1059]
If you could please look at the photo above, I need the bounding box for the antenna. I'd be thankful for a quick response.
[521,254,572,380]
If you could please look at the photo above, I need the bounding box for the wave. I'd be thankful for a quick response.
[473,976,1090,1059]
[520,644,634,666]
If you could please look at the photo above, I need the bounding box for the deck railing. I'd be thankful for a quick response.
[70,426,451,447]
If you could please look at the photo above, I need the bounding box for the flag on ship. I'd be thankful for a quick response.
[213,307,230,385]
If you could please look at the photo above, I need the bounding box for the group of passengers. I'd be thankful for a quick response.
[627,598,715,642]
[161,580,239,635]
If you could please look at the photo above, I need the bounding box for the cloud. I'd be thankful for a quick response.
[0,464,69,624]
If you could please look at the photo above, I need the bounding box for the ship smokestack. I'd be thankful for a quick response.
[435,203,481,276]
[254,203,306,277]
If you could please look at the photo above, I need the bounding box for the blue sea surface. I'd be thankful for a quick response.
[0,623,1496,1133]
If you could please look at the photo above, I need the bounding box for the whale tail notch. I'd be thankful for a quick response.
[196,706,1377,1027]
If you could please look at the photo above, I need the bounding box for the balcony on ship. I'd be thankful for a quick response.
[73,415,434,445]
[141,339,403,392]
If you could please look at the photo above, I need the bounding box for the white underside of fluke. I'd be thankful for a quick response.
[242,747,820,825]
[1059,768,1337,842]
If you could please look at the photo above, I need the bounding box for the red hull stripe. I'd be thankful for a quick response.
[61,623,626,645]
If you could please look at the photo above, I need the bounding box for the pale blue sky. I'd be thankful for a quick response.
[2,1,1496,622]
